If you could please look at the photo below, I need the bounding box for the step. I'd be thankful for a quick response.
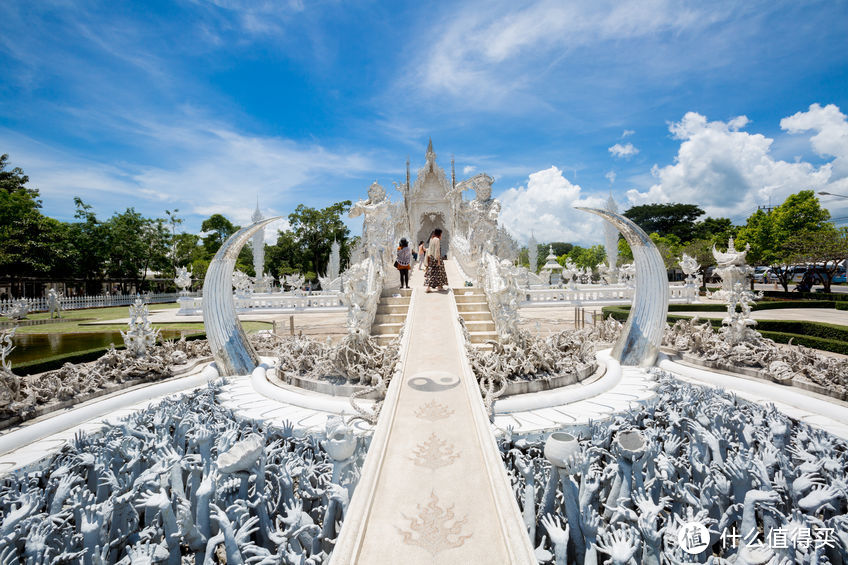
[379,296,411,306]
[371,322,405,336]
[458,311,494,322]
[377,303,409,314]
[373,334,400,346]
[381,288,412,298]
[453,288,485,296]
[463,319,496,332]
[468,330,499,344]
[456,301,489,312]
[374,313,407,324]
[454,293,487,303]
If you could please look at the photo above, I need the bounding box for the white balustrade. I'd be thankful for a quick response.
[520,283,698,307]
[0,292,188,316]
[176,291,345,315]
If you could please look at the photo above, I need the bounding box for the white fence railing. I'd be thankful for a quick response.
[0,292,187,316]
[520,283,698,307]
[177,291,345,315]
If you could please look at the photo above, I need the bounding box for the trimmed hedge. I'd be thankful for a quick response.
[12,333,206,376]
[600,305,848,355]
[755,320,848,343]
[761,290,848,302]
[759,331,848,356]
[665,300,835,313]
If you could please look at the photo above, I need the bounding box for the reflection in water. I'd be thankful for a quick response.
[10,330,185,365]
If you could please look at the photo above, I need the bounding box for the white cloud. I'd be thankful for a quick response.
[1,121,377,232]
[497,166,606,244]
[463,165,476,175]
[780,103,848,177]
[605,171,616,184]
[621,130,635,138]
[625,109,848,219]
[609,142,639,159]
[405,0,735,109]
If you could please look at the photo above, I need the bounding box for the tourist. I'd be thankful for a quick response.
[418,240,426,270]
[424,228,448,292]
[396,238,411,289]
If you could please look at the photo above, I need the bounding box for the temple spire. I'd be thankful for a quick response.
[451,154,456,189]
[406,156,410,191]
[252,195,262,222]
[427,137,433,154]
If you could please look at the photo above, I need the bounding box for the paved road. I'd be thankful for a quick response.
[672,307,848,325]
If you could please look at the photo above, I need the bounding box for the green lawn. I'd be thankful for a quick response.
[13,302,271,334]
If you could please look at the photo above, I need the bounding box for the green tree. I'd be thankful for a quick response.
[103,209,170,292]
[737,190,832,291]
[624,203,705,242]
[785,227,848,292]
[560,244,606,270]
[0,155,68,293]
[200,214,238,256]
[0,154,37,197]
[286,200,352,280]
[69,198,108,293]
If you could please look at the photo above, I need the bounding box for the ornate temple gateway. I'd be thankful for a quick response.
[394,139,459,256]
[353,139,517,282]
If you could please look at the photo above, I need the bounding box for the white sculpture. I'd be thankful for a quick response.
[328,239,341,281]
[46,289,63,318]
[678,253,700,287]
[6,299,28,320]
[232,269,254,296]
[121,297,160,357]
[174,266,192,295]
[619,263,636,286]
[604,194,619,282]
[722,282,759,345]
[284,273,305,294]
[320,240,343,291]
[481,253,522,340]
[710,236,754,302]
[541,247,564,286]
[527,233,538,274]
[350,181,394,273]
[251,199,265,280]
[453,173,500,258]
[339,258,380,335]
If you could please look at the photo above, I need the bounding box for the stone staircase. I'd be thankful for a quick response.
[372,287,412,346]
[453,287,497,349]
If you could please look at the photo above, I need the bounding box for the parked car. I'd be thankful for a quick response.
[752,266,771,283]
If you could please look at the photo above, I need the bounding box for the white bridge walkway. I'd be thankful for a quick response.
[331,262,535,563]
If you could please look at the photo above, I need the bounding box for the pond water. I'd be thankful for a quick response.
[8,330,187,366]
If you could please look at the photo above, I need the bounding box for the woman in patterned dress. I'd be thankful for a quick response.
[424,228,448,292]
[396,238,411,289]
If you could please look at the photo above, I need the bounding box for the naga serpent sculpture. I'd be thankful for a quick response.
[576,207,668,366]
[203,217,281,376]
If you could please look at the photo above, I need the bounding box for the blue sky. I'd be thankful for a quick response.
[2,0,847,244]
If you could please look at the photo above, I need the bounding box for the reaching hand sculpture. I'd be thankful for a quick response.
[0,384,369,563]
[501,372,848,565]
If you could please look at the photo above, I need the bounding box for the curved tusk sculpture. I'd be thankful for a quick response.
[202,217,282,376]
[576,207,669,367]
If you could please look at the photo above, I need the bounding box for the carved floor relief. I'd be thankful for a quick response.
[415,400,454,421]
[397,491,473,555]
[410,432,460,470]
